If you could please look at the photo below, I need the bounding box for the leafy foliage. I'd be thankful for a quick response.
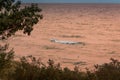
[0,47,120,80]
[12,56,42,80]
[0,0,43,39]
[93,58,120,80]
[86,58,120,80]
[0,44,15,80]
[0,53,87,80]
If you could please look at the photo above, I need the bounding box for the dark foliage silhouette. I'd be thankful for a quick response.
[0,0,43,39]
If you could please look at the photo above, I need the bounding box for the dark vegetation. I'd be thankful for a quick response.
[0,47,120,80]
[1,0,120,80]
[0,0,43,39]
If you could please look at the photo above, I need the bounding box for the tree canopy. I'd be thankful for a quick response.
[0,0,43,39]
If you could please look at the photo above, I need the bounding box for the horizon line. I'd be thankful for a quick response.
[22,2,120,4]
